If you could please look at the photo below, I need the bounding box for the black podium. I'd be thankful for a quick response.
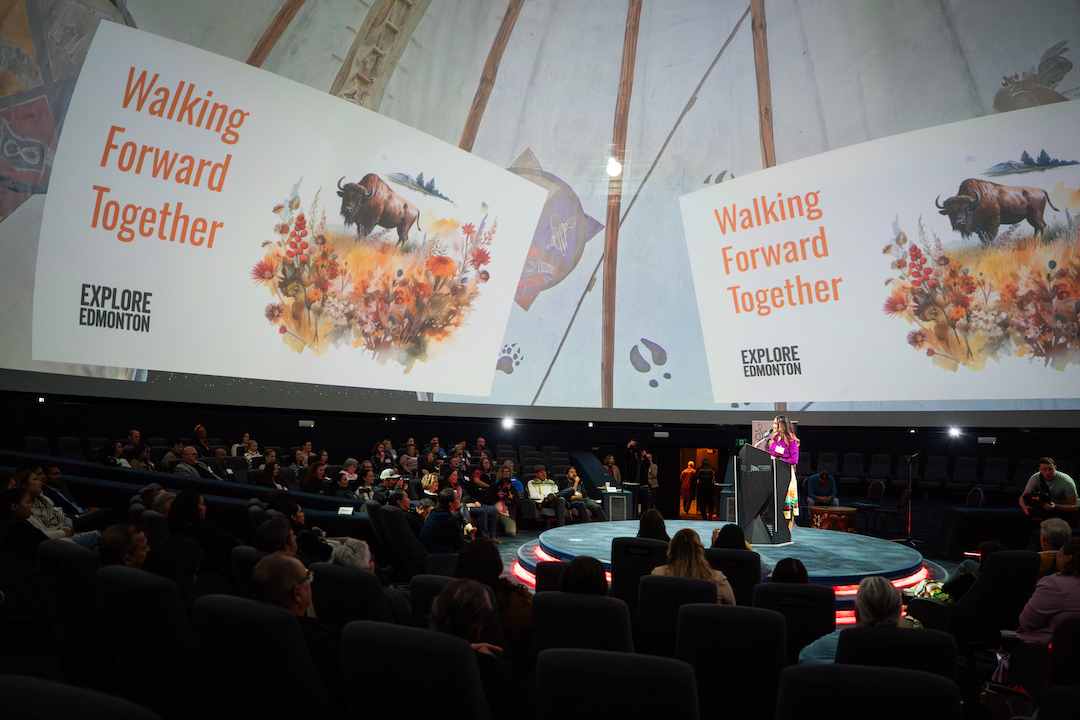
[732,445,793,545]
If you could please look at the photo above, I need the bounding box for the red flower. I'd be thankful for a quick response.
[470,246,491,269]
[882,291,910,318]
[461,223,476,237]
[251,257,279,284]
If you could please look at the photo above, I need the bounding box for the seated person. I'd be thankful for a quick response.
[482,470,521,537]
[267,491,332,562]
[1037,518,1074,577]
[454,539,533,660]
[770,557,809,584]
[255,514,315,567]
[390,490,424,537]
[339,459,359,489]
[0,487,53,562]
[243,440,263,469]
[209,448,238,482]
[637,508,670,543]
[100,440,131,468]
[161,439,185,471]
[250,552,346,712]
[445,467,499,543]
[710,523,772,578]
[328,538,410,624]
[354,467,377,501]
[800,575,915,663]
[17,467,99,550]
[99,524,149,569]
[190,424,213,456]
[173,446,226,481]
[526,465,568,526]
[808,471,839,507]
[166,492,240,578]
[1017,537,1080,646]
[143,536,204,614]
[419,488,468,554]
[1020,457,1077,520]
[126,444,156,472]
[261,462,288,491]
[374,469,403,505]
[566,466,607,521]
[652,528,735,605]
[430,578,532,720]
[152,492,177,517]
[560,556,609,596]
[41,464,119,532]
[301,462,328,495]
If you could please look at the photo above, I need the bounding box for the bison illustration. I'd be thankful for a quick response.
[337,173,421,244]
[936,179,1059,244]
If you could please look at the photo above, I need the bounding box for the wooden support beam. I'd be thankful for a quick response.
[459,0,525,152]
[601,0,642,409]
[247,0,307,68]
[750,0,776,168]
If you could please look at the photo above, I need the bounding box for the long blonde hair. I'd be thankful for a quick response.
[666,529,714,582]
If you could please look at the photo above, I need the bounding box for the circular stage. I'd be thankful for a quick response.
[513,520,938,622]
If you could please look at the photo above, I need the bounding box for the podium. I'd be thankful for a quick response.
[733,445,793,544]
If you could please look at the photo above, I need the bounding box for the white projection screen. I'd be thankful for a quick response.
[3,0,1080,427]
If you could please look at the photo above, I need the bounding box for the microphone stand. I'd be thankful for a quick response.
[891,451,920,547]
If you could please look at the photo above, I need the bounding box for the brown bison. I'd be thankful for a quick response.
[337,174,420,244]
[936,179,1059,244]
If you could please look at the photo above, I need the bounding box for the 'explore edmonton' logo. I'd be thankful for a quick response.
[741,345,801,378]
[78,283,153,333]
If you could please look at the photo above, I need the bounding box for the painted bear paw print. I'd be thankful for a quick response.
[496,343,523,374]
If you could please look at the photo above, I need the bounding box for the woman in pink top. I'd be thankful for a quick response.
[767,415,800,533]
[1018,537,1080,645]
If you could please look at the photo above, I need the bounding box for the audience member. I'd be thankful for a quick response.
[328,538,410,624]
[152,491,177,517]
[526,465,568,526]
[390,490,424,537]
[261,462,287,491]
[637,508,670,543]
[398,441,419,476]
[770,558,810,584]
[339,458,359,488]
[162,439,184,470]
[312,449,330,466]
[710,523,772,578]
[100,440,131,468]
[560,555,609,596]
[143,535,204,614]
[99,524,149,568]
[420,451,440,477]
[255,515,314,566]
[415,498,435,524]
[166,492,240,578]
[209,448,237,482]
[809,471,839,507]
[126,444,156,472]
[0,487,52,562]
[428,437,447,459]
[566,466,606,521]
[173,446,225,481]
[800,575,905,664]
[941,540,1008,599]
[139,484,164,508]
[302,462,328,495]
[482,468,520,537]
[455,539,533,658]
[191,424,212,455]
[446,467,499,542]
[374,469,402,505]
[419,488,467,554]
[262,447,279,468]
[473,436,490,459]
[41,464,119,532]
[501,461,523,493]
[231,432,250,457]
[243,440,262,469]
[1037,518,1074,577]
[421,474,439,500]
[267,492,332,562]
[472,455,497,491]
[652,528,735,605]
[331,471,354,499]
[17,467,100,549]
[123,429,141,451]
[250,552,346,711]
[288,449,308,478]
[1016,537,1080,646]
[354,467,376,501]
[382,438,397,461]
[430,578,532,720]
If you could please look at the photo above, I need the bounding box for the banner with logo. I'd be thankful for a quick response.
[32,23,545,396]
[681,101,1080,403]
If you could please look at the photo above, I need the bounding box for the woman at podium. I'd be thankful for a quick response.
[763,415,800,534]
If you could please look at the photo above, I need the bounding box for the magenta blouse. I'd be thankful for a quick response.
[768,438,799,466]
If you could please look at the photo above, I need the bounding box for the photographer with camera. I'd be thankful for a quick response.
[1020,457,1077,523]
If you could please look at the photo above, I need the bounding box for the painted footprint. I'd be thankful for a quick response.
[496,343,523,374]
[630,338,671,388]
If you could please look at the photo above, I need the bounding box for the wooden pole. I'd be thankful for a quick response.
[459,0,525,152]
[750,0,776,169]
[247,0,307,68]
[601,0,642,409]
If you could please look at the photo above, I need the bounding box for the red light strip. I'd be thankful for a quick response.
[831,566,929,596]
[534,546,558,563]
[511,560,536,588]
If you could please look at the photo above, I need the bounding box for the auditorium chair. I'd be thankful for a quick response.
[945,456,977,493]
[409,573,452,627]
[814,452,838,476]
[225,455,248,482]
[381,503,456,581]
[703,547,760,606]
[141,509,170,545]
[536,648,699,720]
[37,539,119,691]
[0,675,165,720]
[150,445,169,470]
[193,595,339,720]
[906,550,1040,673]
[518,445,537,455]
[56,436,86,461]
[775,665,961,720]
[533,560,566,592]
[1007,459,1039,494]
[866,453,891,485]
[835,626,957,679]
[894,454,920,488]
[532,591,635,654]
[752,582,836,666]
[977,457,1008,496]
[342,621,492,720]
[86,436,110,454]
[676,604,785,720]
[1038,685,1080,720]
[637,575,718,657]
[873,488,910,535]
[128,502,146,529]
[95,566,199,719]
[230,545,267,597]
[838,452,866,488]
[145,437,167,449]
[610,537,669,612]
[922,456,950,491]
[364,500,409,577]
[310,562,393,633]
[794,452,812,480]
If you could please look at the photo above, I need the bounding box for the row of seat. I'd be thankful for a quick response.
[800,452,1074,495]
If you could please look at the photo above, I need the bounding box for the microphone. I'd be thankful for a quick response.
[907,450,921,461]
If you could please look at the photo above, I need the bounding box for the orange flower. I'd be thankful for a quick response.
[251,257,279,284]
[426,255,457,279]
[882,291,910,318]
[948,306,964,321]
[307,287,323,304]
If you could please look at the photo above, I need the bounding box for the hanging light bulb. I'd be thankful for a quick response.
[606,157,622,177]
